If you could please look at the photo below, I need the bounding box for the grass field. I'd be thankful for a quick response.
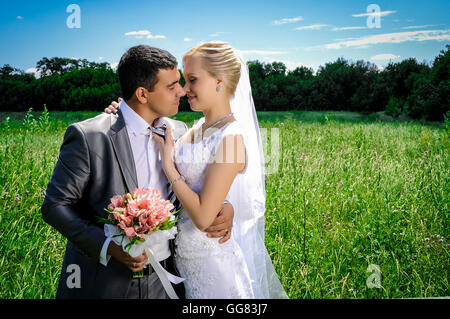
[0,109,448,298]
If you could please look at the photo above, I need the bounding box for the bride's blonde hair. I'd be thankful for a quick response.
[183,42,241,97]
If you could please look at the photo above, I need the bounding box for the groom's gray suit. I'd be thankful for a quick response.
[41,110,187,298]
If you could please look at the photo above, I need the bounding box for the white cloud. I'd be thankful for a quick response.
[110,62,119,70]
[295,24,329,31]
[17,16,23,20]
[333,37,361,42]
[125,30,166,39]
[370,54,400,61]
[332,26,367,31]
[272,16,303,25]
[25,68,41,78]
[401,25,438,30]
[208,32,229,37]
[323,29,450,49]
[98,57,103,61]
[125,30,151,36]
[352,10,397,18]
[147,34,166,39]
[184,38,193,42]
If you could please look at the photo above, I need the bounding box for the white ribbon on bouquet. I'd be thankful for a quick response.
[104,224,185,299]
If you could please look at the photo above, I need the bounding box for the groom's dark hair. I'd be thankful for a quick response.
[118,45,178,100]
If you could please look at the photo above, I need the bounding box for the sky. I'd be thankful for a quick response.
[0,0,449,75]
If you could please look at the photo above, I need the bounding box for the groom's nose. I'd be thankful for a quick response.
[182,83,189,95]
[176,83,186,97]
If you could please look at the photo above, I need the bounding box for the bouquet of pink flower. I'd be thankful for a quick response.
[99,188,179,257]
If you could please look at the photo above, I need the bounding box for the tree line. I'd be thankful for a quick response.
[0,45,448,121]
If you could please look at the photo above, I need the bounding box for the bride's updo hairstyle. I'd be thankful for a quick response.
[183,42,241,97]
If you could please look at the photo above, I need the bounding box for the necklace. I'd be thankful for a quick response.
[202,112,233,133]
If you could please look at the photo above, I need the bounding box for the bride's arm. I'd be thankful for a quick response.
[154,128,245,232]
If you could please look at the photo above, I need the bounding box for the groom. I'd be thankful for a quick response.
[41,45,234,299]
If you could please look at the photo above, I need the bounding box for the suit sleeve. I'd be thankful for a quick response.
[41,123,106,261]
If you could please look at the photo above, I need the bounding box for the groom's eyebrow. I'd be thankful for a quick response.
[167,80,179,87]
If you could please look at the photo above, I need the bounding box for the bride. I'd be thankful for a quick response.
[152,42,287,299]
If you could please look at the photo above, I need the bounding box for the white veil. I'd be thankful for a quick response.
[226,49,288,298]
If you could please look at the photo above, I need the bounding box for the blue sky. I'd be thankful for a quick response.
[1,0,449,75]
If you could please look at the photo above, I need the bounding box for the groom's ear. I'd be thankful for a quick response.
[134,86,149,104]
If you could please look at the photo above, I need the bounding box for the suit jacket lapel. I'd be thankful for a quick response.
[109,109,138,192]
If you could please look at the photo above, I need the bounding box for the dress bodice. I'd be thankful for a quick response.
[172,117,254,299]
[174,118,245,197]
[175,119,225,193]
[173,118,245,251]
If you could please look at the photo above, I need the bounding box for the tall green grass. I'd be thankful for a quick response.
[0,109,448,298]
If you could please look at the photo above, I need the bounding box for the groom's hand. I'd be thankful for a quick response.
[107,241,148,272]
[104,97,121,114]
[205,203,234,244]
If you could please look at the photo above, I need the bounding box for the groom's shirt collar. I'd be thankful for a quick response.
[119,100,151,137]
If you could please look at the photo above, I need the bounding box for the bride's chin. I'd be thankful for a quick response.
[189,103,200,112]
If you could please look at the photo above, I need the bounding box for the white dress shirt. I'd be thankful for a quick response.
[99,100,171,266]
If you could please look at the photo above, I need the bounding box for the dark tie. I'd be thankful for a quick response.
[167,180,182,212]
[151,123,181,213]
[148,124,166,139]
[156,125,180,214]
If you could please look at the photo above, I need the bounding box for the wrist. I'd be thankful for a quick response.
[165,164,180,182]
[107,241,121,259]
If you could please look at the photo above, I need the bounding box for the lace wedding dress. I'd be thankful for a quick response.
[173,119,255,299]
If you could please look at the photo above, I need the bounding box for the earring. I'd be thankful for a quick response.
[216,86,222,92]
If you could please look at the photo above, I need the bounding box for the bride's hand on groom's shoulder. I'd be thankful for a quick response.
[205,203,234,244]
[153,127,176,174]
[104,97,121,114]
